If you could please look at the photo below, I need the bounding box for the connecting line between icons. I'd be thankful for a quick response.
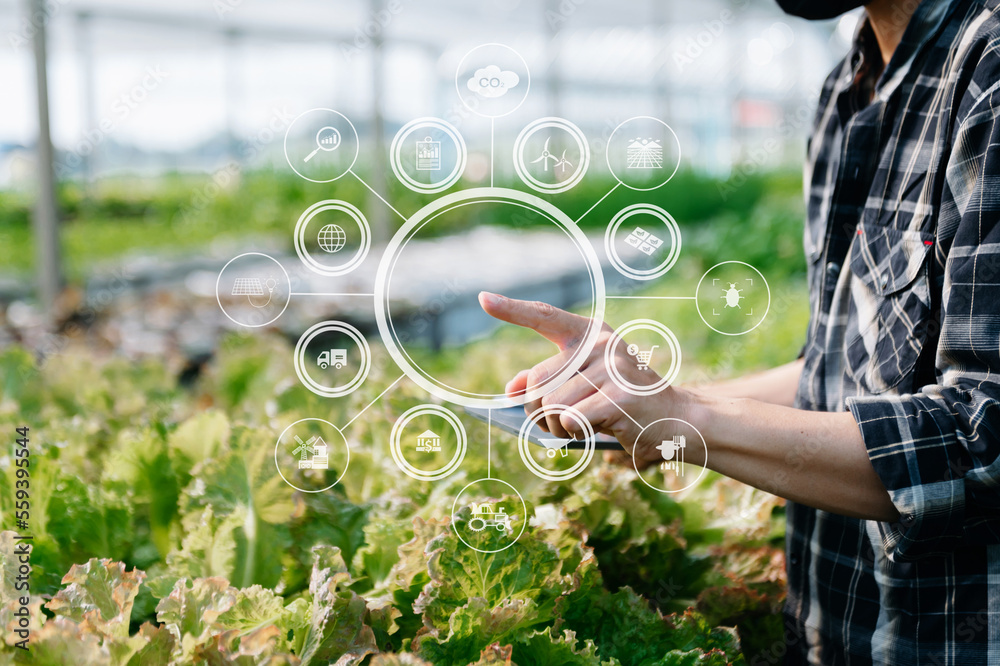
[606,295,696,300]
[290,292,376,297]
[341,374,405,431]
[574,182,620,225]
[349,169,408,221]
[577,372,642,428]
[487,408,492,479]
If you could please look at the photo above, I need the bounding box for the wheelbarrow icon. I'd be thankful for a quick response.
[539,438,573,458]
[626,344,658,371]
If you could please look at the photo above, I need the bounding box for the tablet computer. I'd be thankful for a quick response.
[463,406,621,451]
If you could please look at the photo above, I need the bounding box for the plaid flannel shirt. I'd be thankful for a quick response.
[786,1,1000,664]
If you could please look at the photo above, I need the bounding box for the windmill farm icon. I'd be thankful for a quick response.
[292,435,329,470]
[531,137,573,173]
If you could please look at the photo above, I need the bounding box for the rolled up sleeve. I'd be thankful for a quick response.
[846,83,1000,561]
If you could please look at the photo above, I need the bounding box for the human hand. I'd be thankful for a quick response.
[478,291,694,469]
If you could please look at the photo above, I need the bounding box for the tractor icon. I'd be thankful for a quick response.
[468,502,514,533]
[722,283,744,309]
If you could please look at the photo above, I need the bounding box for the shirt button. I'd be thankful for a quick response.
[790,553,800,565]
[825,262,840,279]
[879,273,889,290]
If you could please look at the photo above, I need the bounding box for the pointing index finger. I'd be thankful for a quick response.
[479,291,594,350]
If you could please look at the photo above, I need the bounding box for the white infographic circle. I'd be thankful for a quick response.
[604,319,681,396]
[374,187,606,409]
[513,117,590,194]
[274,418,350,493]
[283,108,360,183]
[390,117,468,194]
[294,200,372,277]
[517,404,596,481]
[606,116,681,191]
[216,252,291,328]
[604,204,681,281]
[695,261,771,336]
[293,321,371,398]
[389,404,468,481]
[455,43,531,118]
[631,417,708,494]
[451,478,527,553]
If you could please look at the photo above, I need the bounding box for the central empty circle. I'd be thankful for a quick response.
[374,187,606,408]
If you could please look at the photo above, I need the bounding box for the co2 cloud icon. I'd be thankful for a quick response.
[467,65,520,98]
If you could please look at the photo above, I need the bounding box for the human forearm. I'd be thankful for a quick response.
[702,358,805,407]
[479,293,899,523]
[676,389,899,522]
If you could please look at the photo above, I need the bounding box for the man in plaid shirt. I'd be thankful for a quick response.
[478,0,1000,662]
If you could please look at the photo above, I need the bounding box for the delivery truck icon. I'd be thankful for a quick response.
[317,349,347,370]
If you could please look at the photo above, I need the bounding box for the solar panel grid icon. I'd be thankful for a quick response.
[231,277,265,296]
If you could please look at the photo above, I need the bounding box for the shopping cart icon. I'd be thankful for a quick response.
[626,344,658,371]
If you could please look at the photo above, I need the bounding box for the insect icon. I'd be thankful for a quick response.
[722,283,744,309]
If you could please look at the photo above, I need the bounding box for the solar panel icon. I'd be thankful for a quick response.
[232,276,277,308]
[231,278,265,296]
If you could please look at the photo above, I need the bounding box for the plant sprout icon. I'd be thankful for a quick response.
[722,283,744,309]
[531,138,573,173]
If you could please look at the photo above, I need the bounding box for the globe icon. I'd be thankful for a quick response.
[318,224,346,253]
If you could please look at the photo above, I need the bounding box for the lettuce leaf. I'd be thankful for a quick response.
[46,559,145,640]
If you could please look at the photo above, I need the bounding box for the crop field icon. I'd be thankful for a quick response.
[626,138,663,169]
[468,502,513,532]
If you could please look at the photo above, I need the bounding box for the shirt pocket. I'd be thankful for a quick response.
[845,222,935,394]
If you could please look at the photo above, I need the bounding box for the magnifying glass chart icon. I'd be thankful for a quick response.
[304,126,342,162]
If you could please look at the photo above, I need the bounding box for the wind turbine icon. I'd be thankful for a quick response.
[554,150,573,173]
[530,137,572,173]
